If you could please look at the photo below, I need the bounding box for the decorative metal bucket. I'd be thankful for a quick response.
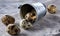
[18,2,47,23]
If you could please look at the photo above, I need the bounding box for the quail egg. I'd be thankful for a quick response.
[1,15,15,26]
[6,24,20,35]
[47,5,56,14]
[25,12,36,23]
[20,19,33,30]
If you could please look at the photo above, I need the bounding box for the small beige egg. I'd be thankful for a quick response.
[20,19,33,30]
[6,24,20,35]
[1,15,15,26]
[47,5,56,14]
[25,12,36,23]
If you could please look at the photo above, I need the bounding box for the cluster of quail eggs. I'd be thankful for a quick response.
[1,4,56,35]
[1,15,20,35]
[20,9,36,29]
[1,11,36,35]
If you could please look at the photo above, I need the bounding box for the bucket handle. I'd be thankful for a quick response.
[18,5,22,9]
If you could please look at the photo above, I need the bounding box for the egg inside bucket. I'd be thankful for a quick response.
[19,4,37,23]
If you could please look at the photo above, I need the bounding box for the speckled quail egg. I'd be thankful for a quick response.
[20,19,33,30]
[6,24,20,35]
[1,15,15,26]
[25,12,36,23]
[47,5,56,14]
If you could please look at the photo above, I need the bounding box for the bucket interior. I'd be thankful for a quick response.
[20,4,36,19]
[20,4,36,23]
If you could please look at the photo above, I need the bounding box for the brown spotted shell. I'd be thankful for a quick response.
[1,15,15,26]
[6,24,20,35]
[20,19,33,30]
[25,12,36,23]
[47,5,56,14]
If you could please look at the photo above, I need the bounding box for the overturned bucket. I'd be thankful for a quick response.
[18,2,47,24]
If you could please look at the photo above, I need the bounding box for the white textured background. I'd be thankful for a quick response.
[0,0,60,36]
